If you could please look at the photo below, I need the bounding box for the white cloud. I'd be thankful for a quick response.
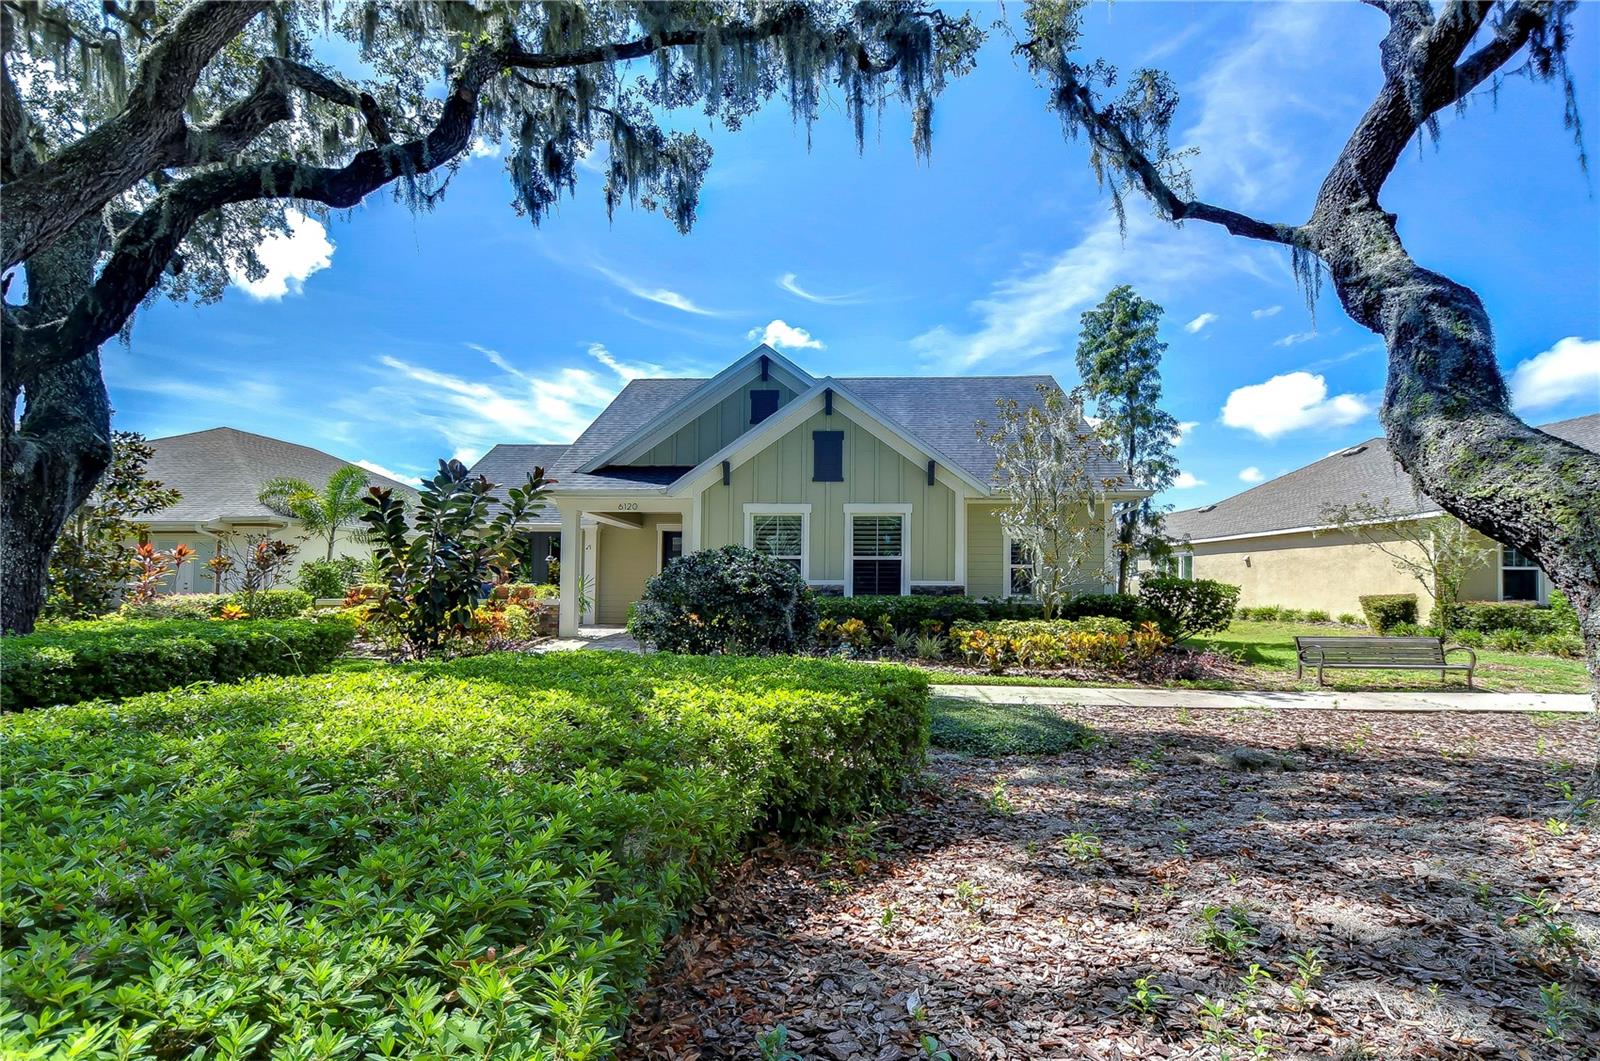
[1510,336,1600,411]
[778,272,865,305]
[585,341,662,380]
[1172,420,1199,446]
[1185,312,1219,334]
[1252,305,1283,319]
[355,459,422,487]
[593,264,722,316]
[912,212,1278,369]
[748,319,825,351]
[1221,371,1371,438]
[1173,471,1206,489]
[1274,330,1319,347]
[1238,466,1265,483]
[228,210,334,299]
[356,342,647,457]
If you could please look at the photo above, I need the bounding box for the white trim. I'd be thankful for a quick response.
[656,523,683,573]
[670,381,991,497]
[844,503,912,597]
[743,503,811,580]
[578,345,816,472]
[953,489,968,591]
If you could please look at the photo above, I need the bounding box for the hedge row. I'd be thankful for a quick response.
[0,617,356,710]
[815,592,1153,632]
[118,588,315,620]
[1,652,929,1058]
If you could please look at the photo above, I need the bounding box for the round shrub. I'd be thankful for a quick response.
[296,557,363,599]
[1360,593,1418,634]
[628,545,818,655]
[1137,577,1240,641]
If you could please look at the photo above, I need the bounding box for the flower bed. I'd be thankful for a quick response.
[0,652,929,1058]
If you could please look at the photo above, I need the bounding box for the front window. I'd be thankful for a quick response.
[850,514,904,595]
[1007,536,1035,596]
[750,514,803,573]
[1501,545,1540,601]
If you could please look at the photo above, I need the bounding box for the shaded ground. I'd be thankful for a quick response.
[622,706,1599,1059]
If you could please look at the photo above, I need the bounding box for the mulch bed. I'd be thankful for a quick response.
[622,708,1599,1059]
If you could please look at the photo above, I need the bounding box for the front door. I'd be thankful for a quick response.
[660,529,683,571]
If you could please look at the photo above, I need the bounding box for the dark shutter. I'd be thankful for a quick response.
[750,389,779,424]
[813,430,844,482]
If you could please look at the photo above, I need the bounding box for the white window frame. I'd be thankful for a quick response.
[843,503,912,597]
[743,504,810,581]
[1001,529,1036,599]
[1498,544,1544,603]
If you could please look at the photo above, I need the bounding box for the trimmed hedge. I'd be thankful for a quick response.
[118,588,315,620]
[1446,599,1573,636]
[816,592,1149,633]
[1359,593,1418,634]
[0,652,928,1057]
[0,617,356,710]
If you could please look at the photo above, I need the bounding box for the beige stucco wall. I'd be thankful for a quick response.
[966,501,1110,599]
[699,409,957,584]
[1189,526,1506,615]
[634,379,799,467]
[594,514,678,625]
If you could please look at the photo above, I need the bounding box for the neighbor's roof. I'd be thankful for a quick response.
[1165,412,1600,543]
[469,444,570,522]
[535,374,1131,492]
[144,426,417,524]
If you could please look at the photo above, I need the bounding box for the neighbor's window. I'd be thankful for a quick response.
[750,514,804,573]
[851,515,904,595]
[813,430,844,482]
[1500,545,1540,601]
[1007,536,1035,596]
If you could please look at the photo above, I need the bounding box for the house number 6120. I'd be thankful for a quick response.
[616,502,639,511]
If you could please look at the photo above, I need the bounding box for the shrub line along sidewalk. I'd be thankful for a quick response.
[936,683,1597,714]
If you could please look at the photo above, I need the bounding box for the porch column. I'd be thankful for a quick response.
[558,503,581,637]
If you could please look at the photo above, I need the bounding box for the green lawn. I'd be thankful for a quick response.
[924,620,1592,694]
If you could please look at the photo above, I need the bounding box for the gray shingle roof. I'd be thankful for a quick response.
[468,444,571,521]
[144,427,417,524]
[1165,412,1600,542]
[513,373,1130,492]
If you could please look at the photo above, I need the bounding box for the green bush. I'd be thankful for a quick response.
[1447,600,1565,636]
[1336,612,1360,626]
[230,587,314,618]
[1305,609,1331,623]
[816,594,1039,631]
[1359,593,1418,634]
[1137,577,1240,641]
[1486,627,1533,652]
[949,617,1168,673]
[0,617,356,710]
[1450,629,1486,648]
[0,652,928,1057]
[1388,621,1425,637]
[1532,633,1584,658]
[1279,607,1305,622]
[629,545,817,654]
[295,557,363,599]
[1548,590,1579,635]
[117,592,223,619]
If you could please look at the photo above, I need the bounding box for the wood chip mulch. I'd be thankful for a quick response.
[621,708,1599,1060]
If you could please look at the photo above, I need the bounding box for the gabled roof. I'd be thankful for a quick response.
[1165,412,1600,543]
[469,444,571,523]
[144,427,418,524]
[539,364,1135,494]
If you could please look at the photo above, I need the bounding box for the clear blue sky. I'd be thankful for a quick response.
[110,2,1600,505]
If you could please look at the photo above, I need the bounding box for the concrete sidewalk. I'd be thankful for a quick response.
[936,684,1596,714]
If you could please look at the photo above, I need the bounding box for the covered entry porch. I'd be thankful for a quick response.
[553,496,698,636]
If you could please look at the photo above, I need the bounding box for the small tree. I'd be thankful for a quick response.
[44,431,180,620]
[1075,284,1179,592]
[360,459,552,658]
[980,384,1119,619]
[259,466,373,562]
[1320,498,1493,629]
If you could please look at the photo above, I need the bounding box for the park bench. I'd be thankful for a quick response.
[1294,635,1478,688]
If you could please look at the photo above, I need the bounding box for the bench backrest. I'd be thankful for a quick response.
[1295,635,1446,664]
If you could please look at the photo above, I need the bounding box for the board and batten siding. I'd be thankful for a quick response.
[699,409,957,584]
[966,501,1111,598]
[633,379,798,467]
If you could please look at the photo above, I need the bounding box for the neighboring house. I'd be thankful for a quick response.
[1163,413,1599,616]
[141,427,417,594]
[481,345,1141,636]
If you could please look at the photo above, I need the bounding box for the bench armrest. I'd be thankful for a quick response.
[1443,645,1477,669]
[1297,646,1326,664]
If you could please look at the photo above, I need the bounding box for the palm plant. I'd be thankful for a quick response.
[258,466,372,562]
